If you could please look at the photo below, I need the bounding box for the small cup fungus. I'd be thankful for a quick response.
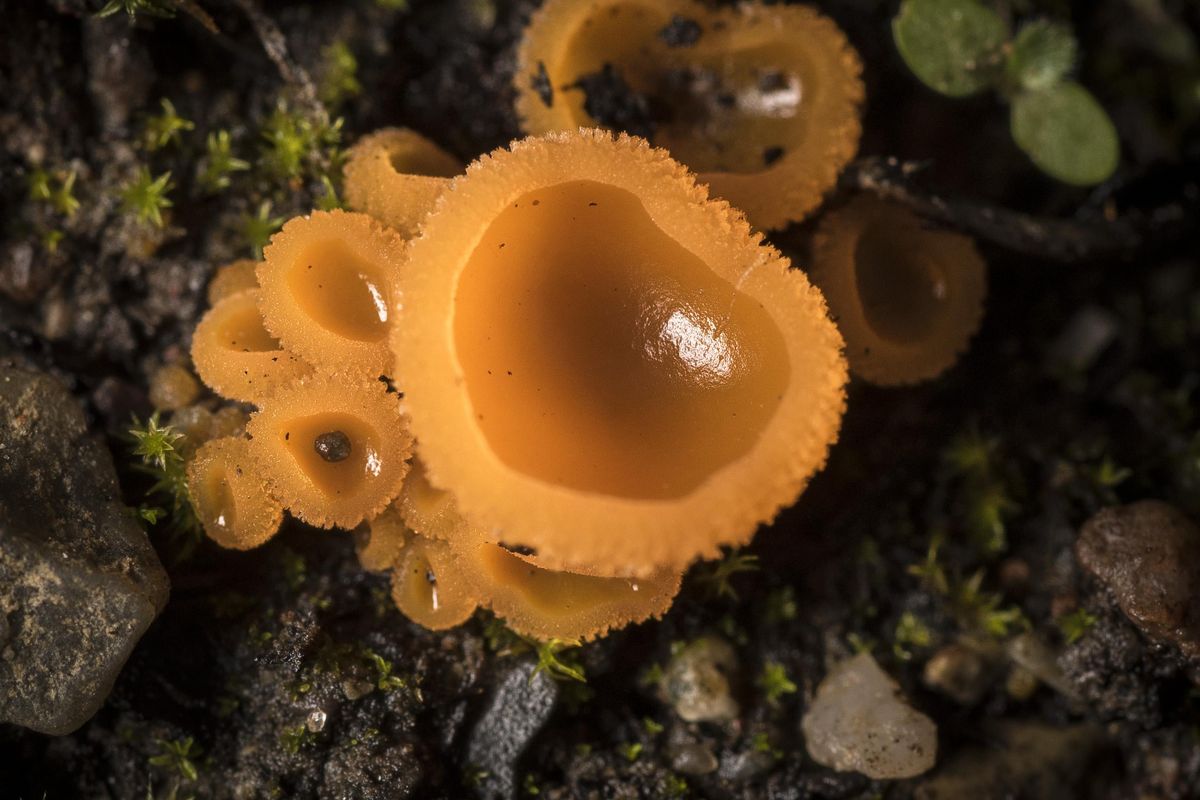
[809,196,987,385]
[355,505,410,573]
[190,288,312,404]
[390,533,482,630]
[257,210,407,376]
[393,129,847,577]
[186,436,284,550]
[343,127,462,237]
[515,0,864,229]
[245,374,413,529]
[206,258,260,305]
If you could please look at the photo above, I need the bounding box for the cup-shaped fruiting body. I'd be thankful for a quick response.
[355,505,410,573]
[393,129,847,577]
[343,128,462,238]
[453,539,682,641]
[149,363,201,411]
[207,258,260,305]
[809,196,987,385]
[390,533,480,630]
[191,289,312,404]
[515,0,864,229]
[246,374,413,529]
[257,210,407,376]
[397,455,483,544]
[187,436,284,550]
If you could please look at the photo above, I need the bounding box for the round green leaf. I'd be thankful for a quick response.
[1011,82,1119,186]
[1007,20,1078,91]
[893,0,1009,97]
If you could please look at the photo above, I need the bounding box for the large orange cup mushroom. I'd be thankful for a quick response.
[809,196,987,385]
[515,0,864,229]
[392,129,847,578]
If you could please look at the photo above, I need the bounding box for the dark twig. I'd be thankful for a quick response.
[229,0,325,125]
[840,156,1194,264]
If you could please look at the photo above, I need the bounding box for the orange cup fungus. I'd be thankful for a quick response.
[809,196,987,385]
[514,0,864,229]
[394,129,847,578]
[191,288,312,403]
[358,461,683,640]
[206,258,260,305]
[343,127,462,237]
[246,374,413,530]
[257,210,407,377]
[185,126,848,643]
[186,436,284,550]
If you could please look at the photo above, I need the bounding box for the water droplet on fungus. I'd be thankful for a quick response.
[246,374,414,529]
[515,0,864,229]
[808,195,987,385]
[392,129,847,577]
[257,210,407,376]
[187,436,284,550]
[190,288,312,404]
[343,127,462,238]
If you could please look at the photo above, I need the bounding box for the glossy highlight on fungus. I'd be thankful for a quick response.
[390,533,480,630]
[190,288,311,403]
[809,196,987,385]
[515,0,864,229]
[394,129,847,577]
[343,127,462,237]
[186,436,283,550]
[257,210,407,375]
[246,374,413,529]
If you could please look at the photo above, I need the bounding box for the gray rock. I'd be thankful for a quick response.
[660,635,739,723]
[802,652,937,780]
[1076,500,1200,659]
[465,659,558,800]
[0,366,169,734]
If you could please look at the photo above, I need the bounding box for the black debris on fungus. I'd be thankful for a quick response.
[532,60,553,107]
[763,146,785,166]
[658,15,702,47]
[570,63,658,141]
[314,430,352,463]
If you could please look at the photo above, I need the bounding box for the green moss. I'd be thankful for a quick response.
[319,42,362,109]
[149,737,201,782]
[1057,607,1098,644]
[699,549,760,601]
[143,98,194,151]
[128,412,202,562]
[757,661,797,705]
[199,130,250,193]
[240,201,284,259]
[119,167,173,228]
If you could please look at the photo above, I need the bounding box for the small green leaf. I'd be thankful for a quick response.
[1011,81,1119,186]
[893,0,1008,97]
[1007,20,1077,91]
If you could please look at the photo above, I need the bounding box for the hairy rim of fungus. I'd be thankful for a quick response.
[514,0,864,229]
[190,289,312,404]
[453,539,683,641]
[186,436,284,550]
[394,129,847,577]
[397,455,484,544]
[809,196,987,385]
[258,210,407,376]
[207,258,260,305]
[355,504,410,573]
[344,128,462,238]
[246,374,414,529]
[390,533,480,630]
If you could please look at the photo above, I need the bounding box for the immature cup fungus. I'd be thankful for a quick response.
[515,0,864,229]
[190,288,312,403]
[393,129,847,578]
[355,505,410,573]
[390,533,481,630]
[186,436,284,550]
[206,258,260,305]
[809,196,987,385]
[343,127,462,237]
[257,210,407,376]
[245,374,413,529]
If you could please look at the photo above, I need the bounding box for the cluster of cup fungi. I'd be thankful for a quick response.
[177,0,987,642]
